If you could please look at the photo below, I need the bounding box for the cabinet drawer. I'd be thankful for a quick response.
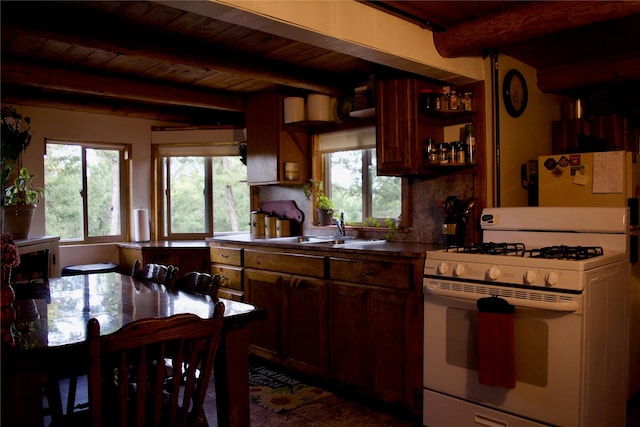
[244,249,325,278]
[218,287,244,302]
[330,258,414,290]
[211,265,243,291]
[210,246,242,266]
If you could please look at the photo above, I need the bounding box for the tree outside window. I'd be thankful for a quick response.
[318,126,401,228]
[44,141,126,242]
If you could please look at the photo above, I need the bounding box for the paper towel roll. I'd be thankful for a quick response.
[307,94,331,121]
[134,208,150,242]
[283,97,306,123]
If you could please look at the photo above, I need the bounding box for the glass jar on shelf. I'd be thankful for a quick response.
[438,143,449,164]
[462,92,473,111]
[449,89,458,110]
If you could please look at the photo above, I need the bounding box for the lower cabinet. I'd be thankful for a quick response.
[245,268,328,378]
[330,281,421,412]
[229,244,423,415]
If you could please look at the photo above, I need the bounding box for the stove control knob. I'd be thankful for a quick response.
[523,270,537,284]
[453,264,466,277]
[545,271,559,287]
[487,266,501,281]
[437,262,449,275]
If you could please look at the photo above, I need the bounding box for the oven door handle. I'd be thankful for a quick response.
[424,285,579,312]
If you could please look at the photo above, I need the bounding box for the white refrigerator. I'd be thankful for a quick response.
[538,150,640,399]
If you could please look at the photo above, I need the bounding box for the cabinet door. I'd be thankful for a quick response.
[246,90,310,185]
[283,276,328,378]
[329,281,370,388]
[376,78,421,175]
[245,269,283,359]
[368,288,420,411]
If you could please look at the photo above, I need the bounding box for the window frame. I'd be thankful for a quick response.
[152,141,247,241]
[313,127,410,230]
[44,139,130,244]
[158,155,214,240]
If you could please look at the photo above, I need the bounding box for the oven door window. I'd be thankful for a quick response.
[445,307,548,387]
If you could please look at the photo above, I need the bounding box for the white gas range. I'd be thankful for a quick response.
[423,207,630,427]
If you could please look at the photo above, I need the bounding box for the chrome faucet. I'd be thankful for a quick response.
[334,212,346,236]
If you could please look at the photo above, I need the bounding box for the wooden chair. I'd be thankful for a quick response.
[85,305,225,427]
[130,260,178,291]
[172,271,222,299]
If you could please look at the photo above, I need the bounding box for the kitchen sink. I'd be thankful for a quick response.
[260,235,385,247]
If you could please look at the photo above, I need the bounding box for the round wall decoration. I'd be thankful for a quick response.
[503,69,528,118]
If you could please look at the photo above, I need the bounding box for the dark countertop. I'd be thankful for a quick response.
[118,240,211,249]
[208,233,440,258]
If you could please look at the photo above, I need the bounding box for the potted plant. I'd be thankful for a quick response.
[303,179,335,225]
[1,106,41,239]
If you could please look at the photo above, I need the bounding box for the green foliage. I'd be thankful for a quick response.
[1,106,35,201]
[303,179,334,210]
[3,167,44,206]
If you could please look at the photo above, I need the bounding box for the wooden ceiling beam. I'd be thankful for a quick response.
[1,56,246,112]
[1,7,346,96]
[537,53,640,93]
[433,1,640,58]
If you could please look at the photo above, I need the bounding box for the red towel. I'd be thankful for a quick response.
[477,311,516,388]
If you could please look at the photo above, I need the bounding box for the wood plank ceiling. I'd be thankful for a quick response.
[2,1,639,125]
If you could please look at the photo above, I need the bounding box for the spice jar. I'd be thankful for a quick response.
[449,89,458,110]
[449,142,458,164]
[462,92,473,111]
[438,143,449,164]
[424,138,437,165]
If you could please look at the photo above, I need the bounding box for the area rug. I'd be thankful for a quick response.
[249,366,332,413]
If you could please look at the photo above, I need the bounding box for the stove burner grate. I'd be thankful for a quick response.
[523,245,604,260]
[447,242,526,255]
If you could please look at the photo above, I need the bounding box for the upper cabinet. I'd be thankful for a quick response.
[246,90,311,185]
[376,77,485,177]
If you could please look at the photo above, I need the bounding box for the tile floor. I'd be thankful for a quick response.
[47,371,640,427]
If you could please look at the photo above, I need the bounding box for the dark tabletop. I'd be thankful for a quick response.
[7,272,265,353]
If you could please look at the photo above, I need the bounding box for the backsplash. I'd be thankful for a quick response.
[258,173,475,245]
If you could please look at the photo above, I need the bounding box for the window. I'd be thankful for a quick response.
[155,143,249,239]
[318,127,402,226]
[44,140,127,243]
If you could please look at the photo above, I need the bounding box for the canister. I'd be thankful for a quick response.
[276,216,291,237]
[265,212,278,238]
[251,209,267,238]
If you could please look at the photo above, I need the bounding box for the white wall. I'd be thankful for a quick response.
[6,103,180,267]
[494,56,566,207]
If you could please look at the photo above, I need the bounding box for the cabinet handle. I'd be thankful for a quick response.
[361,270,376,277]
[220,253,229,258]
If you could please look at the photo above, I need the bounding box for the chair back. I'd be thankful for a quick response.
[172,271,222,299]
[86,304,225,427]
[131,260,178,290]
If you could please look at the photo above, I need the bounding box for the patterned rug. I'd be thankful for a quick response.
[248,366,332,413]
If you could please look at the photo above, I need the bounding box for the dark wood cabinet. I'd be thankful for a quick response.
[211,240,424,415]
[245,90,311,185]
[376,77,485,177]
[328,257,422,413]
[244,249,328,378]
[210,245,244,301]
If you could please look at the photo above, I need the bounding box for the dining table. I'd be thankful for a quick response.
[1,272,266,427]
